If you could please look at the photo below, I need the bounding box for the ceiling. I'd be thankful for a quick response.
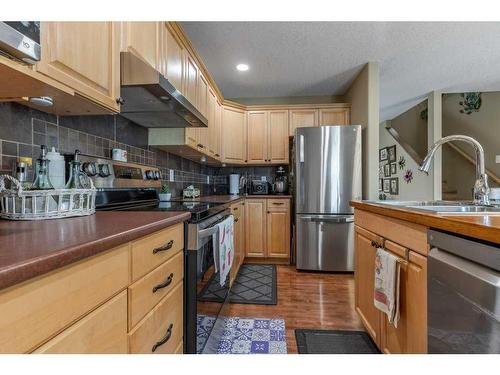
[181,22,500,121]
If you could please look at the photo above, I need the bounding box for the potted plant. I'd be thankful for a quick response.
[159,183,171,201]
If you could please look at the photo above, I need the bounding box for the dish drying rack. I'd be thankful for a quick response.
[0,175,96,220]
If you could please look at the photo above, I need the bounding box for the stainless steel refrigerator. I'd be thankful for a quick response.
[295,125,362,272]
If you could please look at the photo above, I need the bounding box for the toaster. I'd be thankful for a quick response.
[251,180,269,195]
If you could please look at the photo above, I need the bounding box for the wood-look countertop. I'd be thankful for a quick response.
[351,200,500,245]
[0,211,191,291]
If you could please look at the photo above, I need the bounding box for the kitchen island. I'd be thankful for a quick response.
[0,211,190,354]
[350,200,500,354]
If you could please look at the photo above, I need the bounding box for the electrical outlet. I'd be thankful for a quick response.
[261,176,267,181]
[169,169,174,181]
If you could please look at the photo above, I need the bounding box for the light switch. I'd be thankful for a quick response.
[496,155,500,163]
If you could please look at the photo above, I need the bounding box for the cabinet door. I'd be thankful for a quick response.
[164,25,184,93]
[183,52,198,107]
[207,88,217,156]
[266,205,290,259]
[379,241,408,354]
[247,111,268,164]
[319,108,350,126]
[195,73,209,150]
[405,251,427,353]
[354,226,382,346]
[221,106,247,163]
[289,109,318,136]
[214,100,222,159]
[37,22,120,111]
[268,110,289,164]
[122,22,160,70]
[239,202,246,266]
[245,199,267,257]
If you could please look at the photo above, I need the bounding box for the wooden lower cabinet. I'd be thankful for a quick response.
[354,209,428,354]
[34,291,128,354]
[0,225,185,354]
[129,282,184,354]
[245,198,291,262]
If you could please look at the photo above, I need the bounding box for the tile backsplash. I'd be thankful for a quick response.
[0,102,287,198]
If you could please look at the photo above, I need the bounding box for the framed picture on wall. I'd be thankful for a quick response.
[384,164,391,177]
[390,178,399,195]
[390,163,397,175]
[387,145,397,162]
[383,179,391,193]
[379,147,388,161]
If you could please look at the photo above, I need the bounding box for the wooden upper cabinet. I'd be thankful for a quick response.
[37,22,120,111]
[319,107,350,126]
[268,110,289,164]
[197,72,208,118]
[163,25,184,93]
[207,88,217,157]
[247,111,269,164]
[214,100,222,158]
[289,109,318,136]
[245,199,267,257]
[121,22,160,70]
[221,106,247,163]
[183,52,198,108]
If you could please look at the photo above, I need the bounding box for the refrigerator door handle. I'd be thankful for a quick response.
[299,134,305,163]
[300,215,354,223]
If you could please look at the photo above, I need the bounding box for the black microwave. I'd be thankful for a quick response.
[0,22,41,64]
[251,180,270,195]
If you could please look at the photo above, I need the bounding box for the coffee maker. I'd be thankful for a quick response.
[273,166,287,194]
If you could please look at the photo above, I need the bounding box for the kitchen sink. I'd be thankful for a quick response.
[372,200,500,215]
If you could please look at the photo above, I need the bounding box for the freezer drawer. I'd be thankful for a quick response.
[296,214,354,271]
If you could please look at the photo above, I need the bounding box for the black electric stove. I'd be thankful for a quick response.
[95,188,228,223]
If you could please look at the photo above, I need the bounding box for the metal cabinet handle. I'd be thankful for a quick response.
[233,207,238,210]
[234,218,239,222]
[215,153,220,157]
[152,240,174,254]
[152,273,174,293]
[197,143,204,148]
[116,97,125,105]
[371,240,382,248]
[272,202,284,205]
[151,323,173,352]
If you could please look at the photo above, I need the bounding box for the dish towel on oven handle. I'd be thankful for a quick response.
[212,215,234,287]
[374,247,401,328]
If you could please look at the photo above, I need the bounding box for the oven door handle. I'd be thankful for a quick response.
[198,214,231,239]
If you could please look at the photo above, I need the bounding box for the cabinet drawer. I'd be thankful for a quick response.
[128,251,184,330]
[267,199,290,210]
[34,291,128,354]
[0,245,129,353]
[131,223,184,281]
[129,281,183,354]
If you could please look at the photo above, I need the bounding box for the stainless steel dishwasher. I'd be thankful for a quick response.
[427,230,500,353]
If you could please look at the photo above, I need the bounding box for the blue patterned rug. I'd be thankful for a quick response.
[197,315,287,354]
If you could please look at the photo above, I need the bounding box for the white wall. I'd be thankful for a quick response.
[379,121,434,200]
[344,62,380,200]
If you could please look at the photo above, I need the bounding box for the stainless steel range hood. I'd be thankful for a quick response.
[120,51,207,128]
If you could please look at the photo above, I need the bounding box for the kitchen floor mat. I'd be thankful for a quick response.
[198,264,277,305]
[216,316,287,354]
[294,329,380,354]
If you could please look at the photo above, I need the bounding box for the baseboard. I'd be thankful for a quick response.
[244,257,290,265]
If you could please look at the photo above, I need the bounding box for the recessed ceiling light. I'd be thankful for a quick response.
[236,63,249,72]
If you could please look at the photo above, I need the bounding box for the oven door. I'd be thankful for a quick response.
[428,248,500,353]
[185,211,232,354]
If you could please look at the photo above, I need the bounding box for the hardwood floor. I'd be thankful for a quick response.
[225,265,364,354]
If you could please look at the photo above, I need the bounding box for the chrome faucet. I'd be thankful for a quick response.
[419,135,490,205]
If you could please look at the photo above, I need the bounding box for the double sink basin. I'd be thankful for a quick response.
[375,200,500,215]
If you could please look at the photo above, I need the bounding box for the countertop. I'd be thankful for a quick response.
[0,211,190,291]
[351,200,500,245]
[171,194,292,204]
